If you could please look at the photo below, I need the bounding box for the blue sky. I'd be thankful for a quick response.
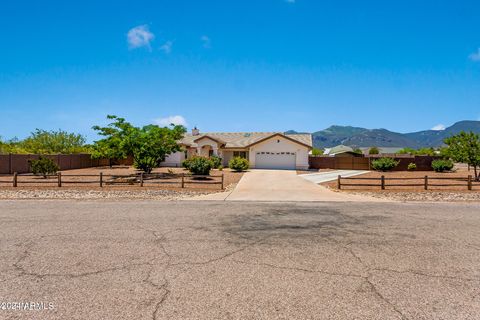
[1,0,479,141]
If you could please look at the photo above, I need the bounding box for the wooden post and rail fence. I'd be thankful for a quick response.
[1,172,225,190]
[337,175,475,191]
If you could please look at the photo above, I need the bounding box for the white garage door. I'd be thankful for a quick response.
[255,151,296,170]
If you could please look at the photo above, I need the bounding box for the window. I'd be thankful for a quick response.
[233,151,247,159]
[209,150,214,157]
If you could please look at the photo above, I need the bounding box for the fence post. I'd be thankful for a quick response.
[181,173,185,188]
[9,153,12,174]
[468,175,472,191]
[13,172,17,187]
[99,172,103,188]
[221,173,224,190]
[381,175,385,190]
[337,175,341,190]
[57,172,62,187]
[424,176,428,190]
[140,173,144,187]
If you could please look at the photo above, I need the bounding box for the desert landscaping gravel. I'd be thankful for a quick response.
[347,190,480,202]
[0,189,212,200]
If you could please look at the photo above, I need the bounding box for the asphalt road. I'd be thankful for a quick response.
[0,200,479,320]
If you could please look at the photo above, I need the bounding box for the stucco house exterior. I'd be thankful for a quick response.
[162,128,313,170]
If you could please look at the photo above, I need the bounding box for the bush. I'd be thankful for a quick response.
[229,157,249,172]
[28,157,59,178]
[209,155,222,169]
[182,156,214,175]
[431,159,454,172]
[371,157,399,171]
[369,147,380,155]
[407,163,417,171]
[134,156,157,173]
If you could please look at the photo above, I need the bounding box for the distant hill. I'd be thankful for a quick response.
[287,120,480,149]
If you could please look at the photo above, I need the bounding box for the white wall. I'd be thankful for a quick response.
[248,136,310,170]
[160,151,185,167]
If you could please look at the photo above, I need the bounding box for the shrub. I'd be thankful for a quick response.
[28,157,59,178]
[368,147,380,155]
[182,156,214,175]
[134,156,157,173]
[311,148,323,156]
[371,157,399,171]
[229,157,249,172]
[407,163,417,171]
[431,159,454,172]
[209,155,222,169]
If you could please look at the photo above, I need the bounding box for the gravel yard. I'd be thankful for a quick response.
[319,167,480,202]
[322,167,480,192]
[0,166,243,200]
[0,166,244,197]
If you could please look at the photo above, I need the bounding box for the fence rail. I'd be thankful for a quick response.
[0,172,224,190]
[337,175,475,191]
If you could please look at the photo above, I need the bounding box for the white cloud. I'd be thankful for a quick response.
[160,41,173,54]
[431,124,446,131]
[201,35,211,48]
[127,25,155,49]
[469,48,480,62]
[154,115,188,127]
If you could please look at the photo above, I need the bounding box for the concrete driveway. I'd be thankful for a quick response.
[193,170,377,202]
[299,170,369,184]
[1,200,479,319]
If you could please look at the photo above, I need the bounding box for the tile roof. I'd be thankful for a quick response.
[180,132,312,149]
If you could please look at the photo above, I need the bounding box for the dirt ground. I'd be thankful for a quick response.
[322,167,480,192]
[0,166,244,193]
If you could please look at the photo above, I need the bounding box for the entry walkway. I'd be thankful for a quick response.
[190,170,379,202]
[299,170,369,184]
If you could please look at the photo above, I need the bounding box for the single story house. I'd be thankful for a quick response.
[360,147,404,155]
[323,145,362,157]
[162,128,312,170]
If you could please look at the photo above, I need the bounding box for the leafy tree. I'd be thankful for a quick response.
[92,115,186,173]
[229,157,249,172]
[442,131,480,180]
[311,148,324,156]
[368,147,380,155]
[398,148,416,155]
[353,148,363,155]
[371,157,399,171]
[19,129,87,154]
[416,148,435,156]
[91,115,130,167]
[29,157,59,178]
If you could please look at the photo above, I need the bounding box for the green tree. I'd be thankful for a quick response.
[311,148,324,156]
[443,131,480,181]
[368,146,380,155]
[397,147,416,155]
[92,115,186,173]
[19,129,87,154]
[353,148,363,155]
[91,115,131,167]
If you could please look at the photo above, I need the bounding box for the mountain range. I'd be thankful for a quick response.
[286,120,480,149]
